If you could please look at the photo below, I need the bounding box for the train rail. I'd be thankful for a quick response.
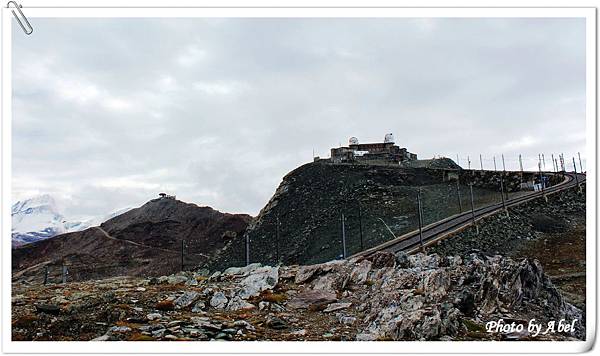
[353,171,586,258]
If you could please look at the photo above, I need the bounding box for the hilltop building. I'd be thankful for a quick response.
[330,133,417,164]
[158,193,176,200]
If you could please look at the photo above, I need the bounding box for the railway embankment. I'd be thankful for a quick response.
[430,184,586,308]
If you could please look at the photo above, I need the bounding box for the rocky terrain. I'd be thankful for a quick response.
[12,251,584,341]
[12,198,251,282]
[209,162,511,270]
[431,184,586,310]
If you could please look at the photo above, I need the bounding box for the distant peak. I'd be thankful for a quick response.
[12,194,58,213]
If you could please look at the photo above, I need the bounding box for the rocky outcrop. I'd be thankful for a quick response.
[12,252,583,341]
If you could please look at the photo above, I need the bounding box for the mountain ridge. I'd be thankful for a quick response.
[12,196,251,282]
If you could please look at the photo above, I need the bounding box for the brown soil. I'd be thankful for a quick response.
[513,219,586,309]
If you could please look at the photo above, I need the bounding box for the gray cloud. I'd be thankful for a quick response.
[12,17,586,219]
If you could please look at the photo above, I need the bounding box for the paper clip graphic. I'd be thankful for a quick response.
[7,1,33,35]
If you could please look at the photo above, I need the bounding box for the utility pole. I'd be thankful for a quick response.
[469,183,478,235]
[578,152,583,173]
[519,154,523,172]
[340,212,347,259]
[467,155,471,170]
[480,154,483,170]
[493,156,497,171]
[275,215,280,264]
[417,188,424,248]
[538,154,542,169]
[551,154,556,172]
[456,177,463,213]
[501,154,506,172]
[358,203,364,252]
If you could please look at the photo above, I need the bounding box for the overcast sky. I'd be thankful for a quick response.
[12,17,586,219]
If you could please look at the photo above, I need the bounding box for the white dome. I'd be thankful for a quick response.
[349,137,359,145]
[384,133,395,143]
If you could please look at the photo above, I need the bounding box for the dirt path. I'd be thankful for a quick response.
[93,227,209,258]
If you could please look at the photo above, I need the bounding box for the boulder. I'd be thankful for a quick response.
[191,301,206,313]
[227,296,256,311]
[287,290,337,310]
[34,304,60,316]
[236,266,279,299]
[223,263,262,276]
[395,251,410,268]
[323,302,352,313]
[294,260,346,285]
[349,260,372,285]
[209,292,228,309]
[174,291,200,309]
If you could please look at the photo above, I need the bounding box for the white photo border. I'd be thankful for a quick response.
[1,3,596,354]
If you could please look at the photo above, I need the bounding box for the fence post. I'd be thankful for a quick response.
[519,154,523,173]
[358,203,364,252]
[542,153,546,170]
[455,177,463,213]
[276,215,280,264]
[469,183,479,234]
[417,188,424,248]
[340,212,347,259]
[573,157,580,192]
[500,176,507,215]
[62,265,67,284]
[181,240,185,271]
[538,162,545,193]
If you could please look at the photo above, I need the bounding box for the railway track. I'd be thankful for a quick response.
[353,171,586,258]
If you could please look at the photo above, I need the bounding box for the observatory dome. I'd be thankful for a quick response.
[349,137,359,145]
[384,133,395,144]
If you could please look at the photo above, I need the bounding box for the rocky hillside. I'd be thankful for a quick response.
[209,161,506,269]
[11,252,584,341]
[430,185,587,310]
[12,198,251,282]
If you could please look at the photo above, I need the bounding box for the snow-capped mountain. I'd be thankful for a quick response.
[11,195,132,248]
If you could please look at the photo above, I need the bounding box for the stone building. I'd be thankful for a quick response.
[330,133,417,164]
